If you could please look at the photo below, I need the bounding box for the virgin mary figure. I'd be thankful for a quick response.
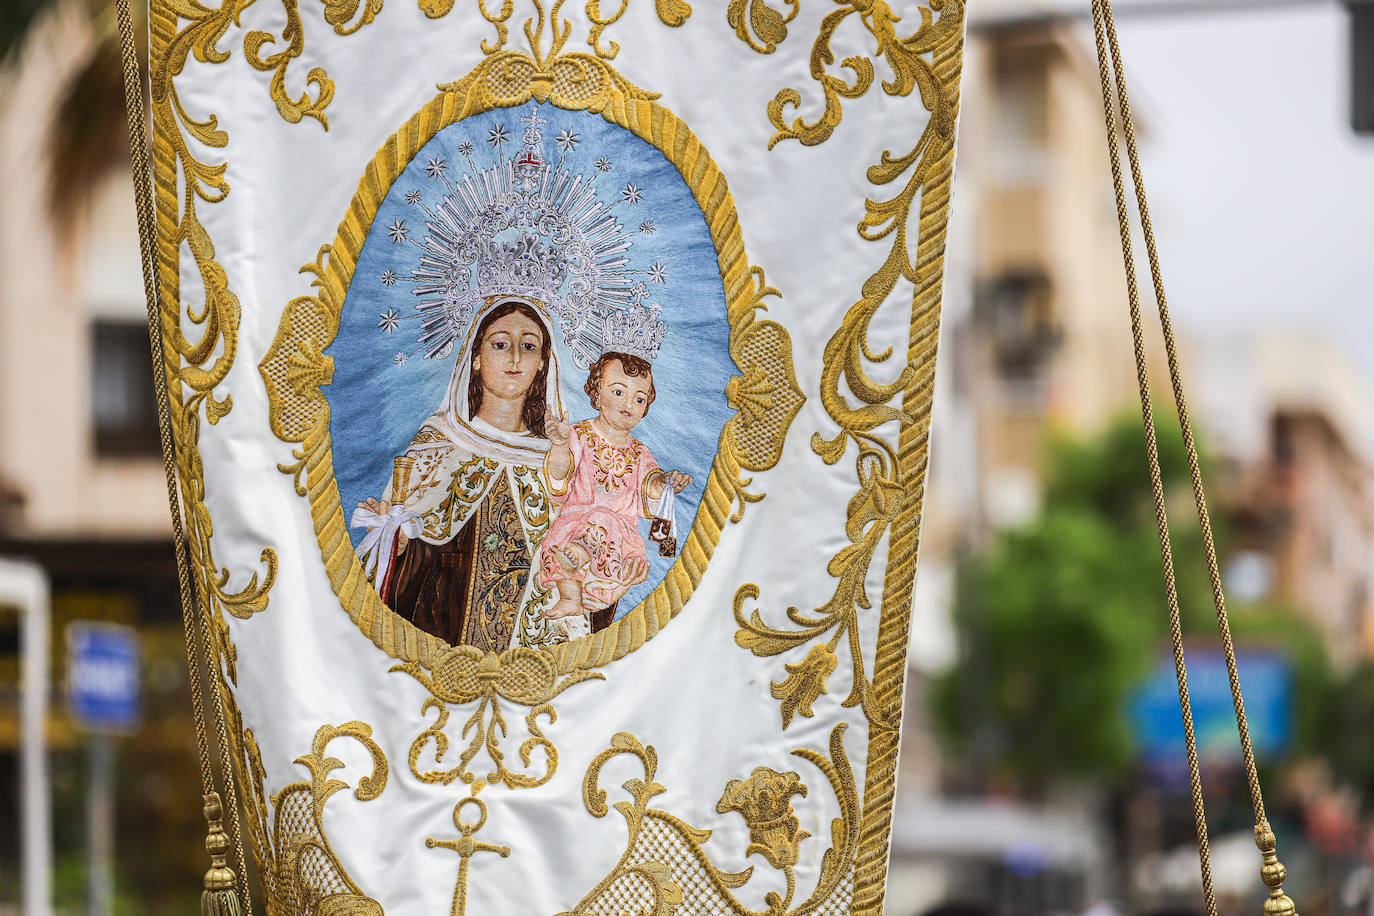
[351,297,562,651]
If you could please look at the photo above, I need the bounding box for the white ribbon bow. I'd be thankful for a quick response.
[351,504,423,587]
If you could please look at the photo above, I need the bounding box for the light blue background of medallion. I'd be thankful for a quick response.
[327,102,735,619]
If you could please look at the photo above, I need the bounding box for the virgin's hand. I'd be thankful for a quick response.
[358,498,407,549]
[667,471,692,493]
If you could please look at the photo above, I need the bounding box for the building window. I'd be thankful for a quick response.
[92,322,159,457]
[974,271,1058,384]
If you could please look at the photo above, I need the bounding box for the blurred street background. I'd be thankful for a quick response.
[1,0,1372,913]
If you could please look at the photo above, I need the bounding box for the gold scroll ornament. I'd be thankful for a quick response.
[563,723,859,916]
[242,722,389,916]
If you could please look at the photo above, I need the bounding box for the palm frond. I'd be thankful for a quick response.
[43,0,150,229]
[0,0,62,67]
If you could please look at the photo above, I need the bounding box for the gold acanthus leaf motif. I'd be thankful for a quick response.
[566,723,859,916]
[323,0,386,32]
[392,646,602,790]
[733,418,907,730]
[726,0,798,54]
[151,0,279,687]
[733,0,963,740]
[242,0,383,129]
[765,0,963,149]
[242,722,388,916]
[770,642,837,728]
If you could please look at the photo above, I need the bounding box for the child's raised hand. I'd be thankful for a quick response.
[545,409,571,447]
[666,470,692,493]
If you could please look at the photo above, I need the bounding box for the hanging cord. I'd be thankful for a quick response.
[114,1,255,914]
[1089,0,1297,913]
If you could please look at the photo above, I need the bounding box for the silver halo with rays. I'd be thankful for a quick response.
[383,104,670,368]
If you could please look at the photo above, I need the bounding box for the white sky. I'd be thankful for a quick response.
[1106,2,1374,382]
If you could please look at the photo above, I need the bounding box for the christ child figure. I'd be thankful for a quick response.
[538,352,692,633]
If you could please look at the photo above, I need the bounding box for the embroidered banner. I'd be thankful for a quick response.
[150,1,966,912]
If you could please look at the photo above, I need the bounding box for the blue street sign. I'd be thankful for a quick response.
[1130,648,1290,769]
[67,623,141,734]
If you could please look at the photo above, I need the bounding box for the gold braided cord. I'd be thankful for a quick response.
[851,29,966,916]
[1090,0,1296,913]
[114,1,255,911]
[1089,4,1217,911]
[1097,0,1270,822]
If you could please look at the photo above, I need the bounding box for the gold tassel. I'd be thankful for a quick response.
[1256,820,1298,916]
[201,791,244,916]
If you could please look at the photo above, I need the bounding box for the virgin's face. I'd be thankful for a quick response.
[473,311,544,401]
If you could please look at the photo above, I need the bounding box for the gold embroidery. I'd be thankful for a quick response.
[585,0,692,59]
[150,1,968,910]
[427,796,511,916]
[512,465,552,541]
[242,0,382,128]
[769,642,837,730]
[422,457,501,541]
[242,722,388,916]
[726,0,797,54]
[727,6,965,907]
[576,422,642,492]
[261,43,804,674]
[733,0,964,728]
[150,0,278,687]
[564,723,858,915]
[392,646,602,789]
[763,0,963,149]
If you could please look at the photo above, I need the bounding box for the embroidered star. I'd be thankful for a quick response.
[394,351,409,366]
[555,129,580,152]
[424,156,447,179]
[457,141,475,157]
[639,220,655,236]
[378,307,400,332]
[487,125,510,149]
[648,262,669,285]
[405,190,422,205]
[621,183,643,206]
[594,156,612,172]
[387,220,409,243]
[379,269,397,287]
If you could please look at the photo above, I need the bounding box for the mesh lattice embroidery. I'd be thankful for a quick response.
[730,324,802,470]
[578,813,855,916]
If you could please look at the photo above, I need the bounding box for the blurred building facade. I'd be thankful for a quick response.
[0,14,201,911]
[1202,336,1374,666]
[898,7,1374,914]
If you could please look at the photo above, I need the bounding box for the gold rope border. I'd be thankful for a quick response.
[849,33,966,915]
[286,54,788,674]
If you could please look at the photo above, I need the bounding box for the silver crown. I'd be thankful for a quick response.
[384,104,670,368]
[604,301,666,363]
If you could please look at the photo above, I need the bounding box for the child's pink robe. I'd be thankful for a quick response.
[537,420,661,610]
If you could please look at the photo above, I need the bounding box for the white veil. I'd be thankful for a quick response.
[363,297,565,555]
[418,297,564,467]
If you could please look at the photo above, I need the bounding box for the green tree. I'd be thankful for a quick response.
[933,415,1332,791]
